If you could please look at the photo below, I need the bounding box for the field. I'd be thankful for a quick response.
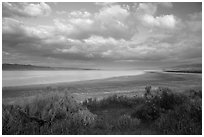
[2,72,202,135]
[3,72,201,104]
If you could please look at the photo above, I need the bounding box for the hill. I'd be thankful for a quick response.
[164,64,202,73]
[2,63,98,71]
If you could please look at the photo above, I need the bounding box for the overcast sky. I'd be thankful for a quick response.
[2,2,202,69]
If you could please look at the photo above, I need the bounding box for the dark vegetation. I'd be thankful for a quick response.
[2,87,202,135]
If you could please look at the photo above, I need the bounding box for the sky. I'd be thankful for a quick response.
[2,2,202,69]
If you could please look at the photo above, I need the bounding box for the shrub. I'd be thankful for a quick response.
[131,87,188,122]
[144,85,152,98]
[93,117,111,130]
[153,87,187,110]
[2,105,38,134]
[83,95,145,111]
[2,92,96,135]
[131,103,161,122]
[3,87,201,135]
[117,115,140,130]
[155,100,202,135]
[188,89,202,99]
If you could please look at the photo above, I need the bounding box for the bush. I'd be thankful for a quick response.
[2,92,96,135]
[153,88,187,110]
[155,100,202,135]
[131,87,188,122]
[117,115,140,130]
[188,89,202,99]
[131,87,202,134]
[2,105,39,134]
[131,103,161,122]
[93,117,111,130]
[3,87,201,135]
[83,95,145,111]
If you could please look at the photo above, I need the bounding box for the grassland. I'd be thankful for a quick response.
[3,72,201,103]
[2,72,202,135]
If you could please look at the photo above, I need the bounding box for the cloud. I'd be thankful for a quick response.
[142,14,177,29]
[97,4,129,20]
[3,17,53,40]
[158,2,173,8]
[69,11,91,18]
[2,17,54,57]
[53,4,132,40]
[132,3,177,29]
[136,3,158,15]
[53,3,177,41]
[2,3,202,67]
[56,10,67,15]
[54,19,75,35]
[186,12,202,32]
[95,2,116,6]
[2,2,51,17]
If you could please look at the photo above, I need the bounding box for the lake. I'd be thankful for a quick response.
[2,70,145,87]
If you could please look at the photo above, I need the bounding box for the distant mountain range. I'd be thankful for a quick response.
[2,64,99,71]
[164,64,202,73]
